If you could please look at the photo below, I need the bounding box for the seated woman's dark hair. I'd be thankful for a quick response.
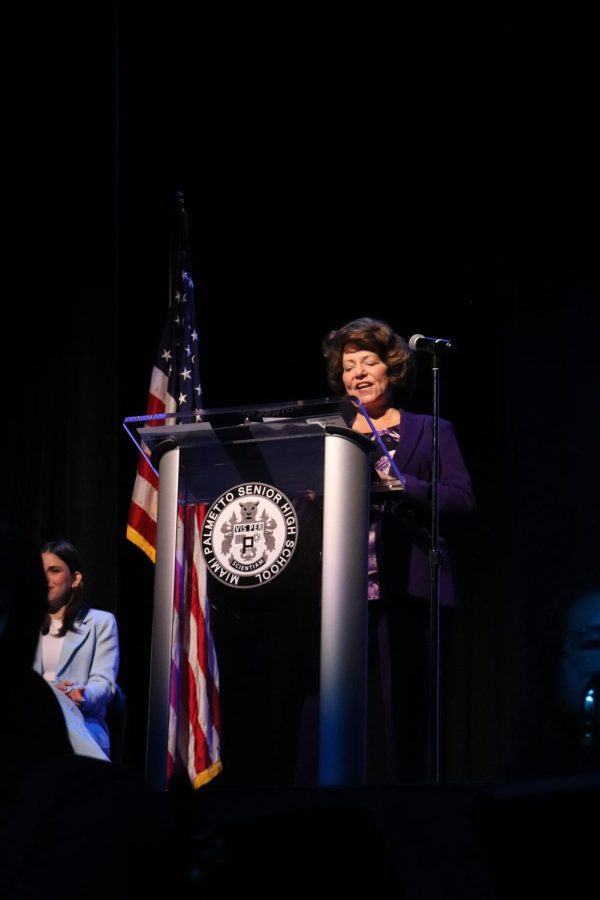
[322,317,415,403]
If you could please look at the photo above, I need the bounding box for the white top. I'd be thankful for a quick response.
[41,620,65,683]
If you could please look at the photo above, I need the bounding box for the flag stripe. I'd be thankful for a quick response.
[187,504,221,783]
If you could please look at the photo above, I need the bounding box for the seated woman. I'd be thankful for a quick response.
[34,539,120,760]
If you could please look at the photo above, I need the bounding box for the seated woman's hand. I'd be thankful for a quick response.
[55,680,86,707]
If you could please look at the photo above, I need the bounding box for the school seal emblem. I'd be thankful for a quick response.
[201,482,299,589]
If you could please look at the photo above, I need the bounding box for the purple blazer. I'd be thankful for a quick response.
[375,409,476,606]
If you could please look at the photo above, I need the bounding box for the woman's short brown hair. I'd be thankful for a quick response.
[322,317,415,403]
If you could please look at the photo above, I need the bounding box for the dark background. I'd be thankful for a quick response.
[3,5,599,783]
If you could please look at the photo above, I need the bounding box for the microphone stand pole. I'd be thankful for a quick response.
[427,349,441,784]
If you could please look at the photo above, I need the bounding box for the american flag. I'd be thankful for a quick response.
[127,193,222,787]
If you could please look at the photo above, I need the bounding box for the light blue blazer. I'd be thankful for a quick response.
[33,607,119,756]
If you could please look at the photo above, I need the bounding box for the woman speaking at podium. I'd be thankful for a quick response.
[317,316,476,782]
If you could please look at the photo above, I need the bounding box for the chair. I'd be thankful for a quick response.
[106,683,126,763]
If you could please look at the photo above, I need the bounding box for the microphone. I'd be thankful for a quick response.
[408,333,455,352]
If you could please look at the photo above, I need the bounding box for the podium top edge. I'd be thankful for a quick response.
[123,396,357,426]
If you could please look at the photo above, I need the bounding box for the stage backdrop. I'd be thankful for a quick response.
[4,4,599,783]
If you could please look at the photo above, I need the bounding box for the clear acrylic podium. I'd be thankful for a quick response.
[125,398,374,790]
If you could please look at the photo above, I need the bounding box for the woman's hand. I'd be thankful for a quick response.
[55,680,86,708]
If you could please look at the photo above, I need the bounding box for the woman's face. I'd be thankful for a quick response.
[41,551,81,614]
[342,346,393,413]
